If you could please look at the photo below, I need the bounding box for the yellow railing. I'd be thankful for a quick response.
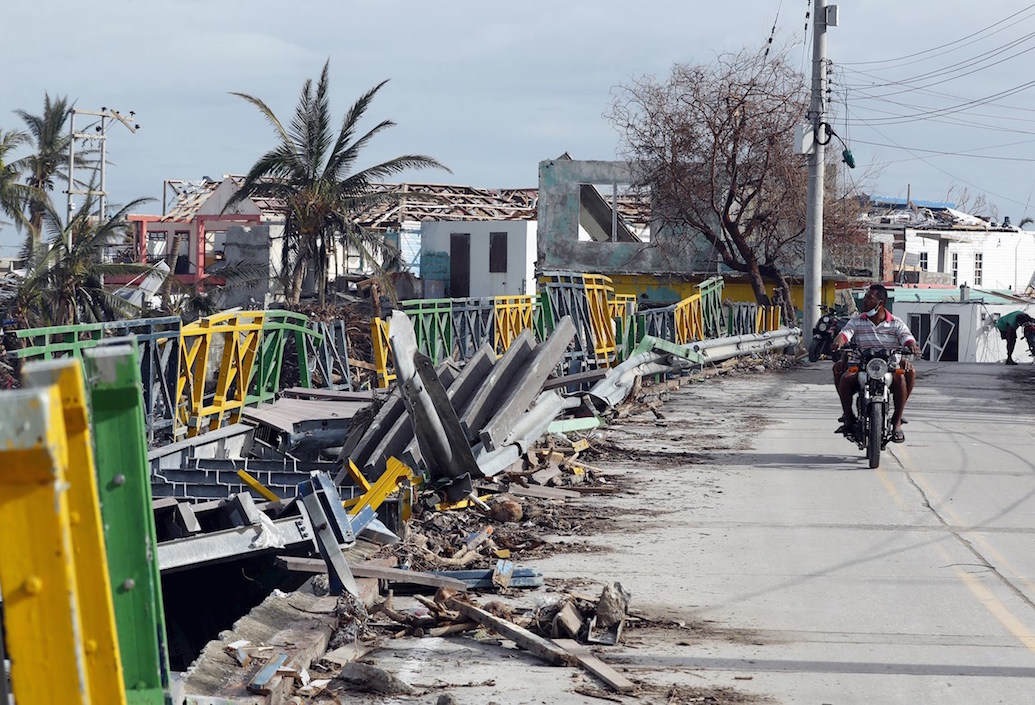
[177,310,265,436]
[757,305,782,332]
[582,274,618,366]
[493,295,535,355]
[674,293,705,345]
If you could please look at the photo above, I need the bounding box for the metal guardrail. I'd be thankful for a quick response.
[12,316,182,445]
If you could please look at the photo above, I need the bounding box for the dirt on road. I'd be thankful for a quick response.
[285,357,802,705]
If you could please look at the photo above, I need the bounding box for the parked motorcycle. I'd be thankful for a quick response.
[1024,321,1035,361]
[840,346,911,469]
[808,308,849,362]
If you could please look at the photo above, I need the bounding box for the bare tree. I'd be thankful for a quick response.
[609,46,865,323]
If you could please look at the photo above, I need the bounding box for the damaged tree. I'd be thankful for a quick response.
[609,45,866,324]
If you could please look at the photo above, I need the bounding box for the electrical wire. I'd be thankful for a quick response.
[840,3,1035,68]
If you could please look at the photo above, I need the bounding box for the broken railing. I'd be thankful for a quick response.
[10,316,182,445]
[8,309,358,442]
[369,273,784,387]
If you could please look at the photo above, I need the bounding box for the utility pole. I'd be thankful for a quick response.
[803,0,836,337]
[65,107,139,246]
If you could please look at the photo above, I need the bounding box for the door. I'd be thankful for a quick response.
[450,233,470,298]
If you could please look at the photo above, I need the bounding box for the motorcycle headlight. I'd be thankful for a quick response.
[866,358,888,379]
[818,322,827,331]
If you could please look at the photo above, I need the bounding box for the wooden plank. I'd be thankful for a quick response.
[552,638,635,693]
[277,556,468,591]
[446,598,577,667]
[507,484,580,500]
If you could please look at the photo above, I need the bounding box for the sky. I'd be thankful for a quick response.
[4,0,1035,255]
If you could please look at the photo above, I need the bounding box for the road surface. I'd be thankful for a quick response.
[364,360,1035,704]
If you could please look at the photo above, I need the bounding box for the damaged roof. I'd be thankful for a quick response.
[161,177,651,229]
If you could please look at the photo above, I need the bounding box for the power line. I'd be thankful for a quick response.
[839,3,1035,67]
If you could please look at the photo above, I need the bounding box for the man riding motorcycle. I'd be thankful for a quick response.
[830,284,921,442]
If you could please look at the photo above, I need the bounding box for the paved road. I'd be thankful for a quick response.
[537,360,1035,704]
[365,360,1035,704]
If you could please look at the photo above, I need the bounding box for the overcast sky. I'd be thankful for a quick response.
[4,0,1035,254]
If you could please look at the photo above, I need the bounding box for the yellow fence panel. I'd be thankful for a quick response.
[493,295,535,354]
[674,293,705,344]
[757,305,782,332]
[582,274,617,366]
[177,310,265,436]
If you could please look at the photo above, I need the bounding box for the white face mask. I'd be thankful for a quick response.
[864,306,880,317]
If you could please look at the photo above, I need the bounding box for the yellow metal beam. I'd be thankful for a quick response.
[343,457,419,516]
[22,361,128,705]
[236,469,280,502]
[0,385,92,704]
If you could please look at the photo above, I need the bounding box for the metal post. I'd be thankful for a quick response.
[804,0,829,337]
[66,109,76,235]
[84,345,169,705]
[99,114,107,221]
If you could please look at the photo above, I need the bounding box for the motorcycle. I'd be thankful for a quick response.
[1024,321,1035,361]
[841,346,911,469]
[808,307,849,362]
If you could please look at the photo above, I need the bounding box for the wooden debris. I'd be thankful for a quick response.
[247,653,288,694]
[553,639,635,693]
[277,556,469,591]
[551,601,585,639]
[445,597,577,667]
[428,621,479,637]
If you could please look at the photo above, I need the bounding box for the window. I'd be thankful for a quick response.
[489,231,508,273]
[951,252,959,285]
[919,252,928,271]
[974,253,983,285]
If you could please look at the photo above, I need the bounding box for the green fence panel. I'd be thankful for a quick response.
[401,298,454,364]
[84,344,169,705]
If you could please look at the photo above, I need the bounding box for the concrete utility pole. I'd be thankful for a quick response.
[803,0,836,337]
[65,108,139,246]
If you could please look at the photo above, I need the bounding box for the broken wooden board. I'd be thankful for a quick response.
[446,598,577,667]
[277,556,468,591]
[552,639,635,693]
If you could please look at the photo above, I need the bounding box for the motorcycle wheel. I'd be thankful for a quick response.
[808,337,823,362]
[867,404,883,469]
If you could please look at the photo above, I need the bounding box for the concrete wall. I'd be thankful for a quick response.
[220,225,272,308]
[538,159,689,275]
[420,220,535,297]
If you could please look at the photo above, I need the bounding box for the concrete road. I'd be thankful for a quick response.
[359,360,1035,704]
[532,360,1035,704]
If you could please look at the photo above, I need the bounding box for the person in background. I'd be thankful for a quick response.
[995,310,1035,365]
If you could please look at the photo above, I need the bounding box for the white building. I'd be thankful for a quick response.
[419,221,537,298]
[863,197,1035,292]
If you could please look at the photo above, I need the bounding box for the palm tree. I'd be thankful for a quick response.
[11,195,155,327]
[0,128,36,232]
[228,60,448,304]
[15,94,76,244]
